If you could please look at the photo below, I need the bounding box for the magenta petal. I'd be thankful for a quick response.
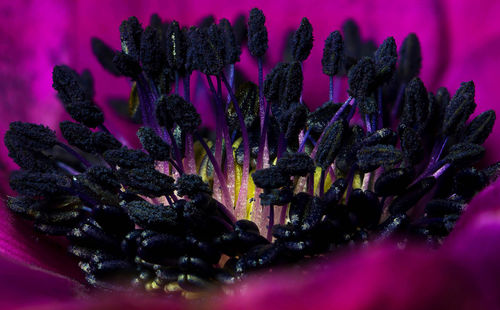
[0,201,83,281]
[446,212,500,308]
[0,254,82,309]
[211,244,489,310]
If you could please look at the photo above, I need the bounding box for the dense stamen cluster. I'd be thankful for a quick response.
[4,8,499,298]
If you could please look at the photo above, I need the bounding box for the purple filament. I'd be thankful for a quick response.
[221,73,252,218]
[194,131,233,213]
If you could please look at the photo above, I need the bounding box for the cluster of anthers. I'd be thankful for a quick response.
[4,8,499,298]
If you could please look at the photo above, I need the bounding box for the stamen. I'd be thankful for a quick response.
[4,9,498,296]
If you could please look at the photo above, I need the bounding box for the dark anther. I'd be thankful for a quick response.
[307,101,351,136]
[9,171,70,196]
[120,168,175,197]
[166,21,187,71]
[137,127,171,161]
[453,167,488,200]
[374,167,415,197]
[399,124,423,165]
[348,57,376,103]
[52,66,105,128]
[68,219,122,252]
[65,100,104,129]
[59,121,122,153]
[252,166,290,189]
[389,177,436,214]
[264,62,288,103]
[356,144,403,173]
[60,121,105,153]
[323,178,347,205]
[175,174,212,198]
[112,51,142,78]
[435,87,450,114]
[425,199,464,218]
[185,236,221,265]
[7,196,45,220]
[283,62,304,104]
[219,18,242,65]
[35,223,74,236]
[358,96,378,115]
[4,148,54,172]
[178,256,215,279]
[336,125,365,174]
[377,214,408,240]
[348,189,381,228]
[322,31,344,76]
[52,65,89,105]
[300,197,326,232]
[185,27,204,74]
[462,110,496,145]
[401,77,429,133]
[277,102,308,150]
[291,17,313,62]
[315,120,347,169]
[91,37,121,76]
[442,143,485,166]
[248,8,268,57]
[85,166,121,191]
[260,187,294,206]
[140,26,166,78]
[92,131,122,153]
[178,274,211,292]
[235,220,260,235]
[373,36,397,84]
[363,128,397,146]
[215,230,269,257]
[156,94,201,133]
[138,233,186,263]
[288,192,312,226]
[442,81,477,137]
[92,205,134,237]
[119,16,143,60]
[5,121,57,152]
[103,148,153,169]
[126,201,178,231]
[276,152,315,177]
[397,33,421,83]
[199,24,225,75]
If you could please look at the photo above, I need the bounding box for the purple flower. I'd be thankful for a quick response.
[1,0,500,309]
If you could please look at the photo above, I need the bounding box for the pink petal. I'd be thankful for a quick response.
[0,201,83,282]
[0,254,82,309]
[210,244,488,310]
[446,211,500,308]
[25,295,187,310]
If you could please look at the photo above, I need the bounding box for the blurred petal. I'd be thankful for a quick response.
[0,1,71,191]
[209,245,485,310]
[25,295,186,310]
[0,254,82,309]
[0,201,83,281]
[446,213,500,308]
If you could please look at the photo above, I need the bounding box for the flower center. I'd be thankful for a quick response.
[4,9,499,298]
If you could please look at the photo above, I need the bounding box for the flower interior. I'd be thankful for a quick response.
[4,8,499,298]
